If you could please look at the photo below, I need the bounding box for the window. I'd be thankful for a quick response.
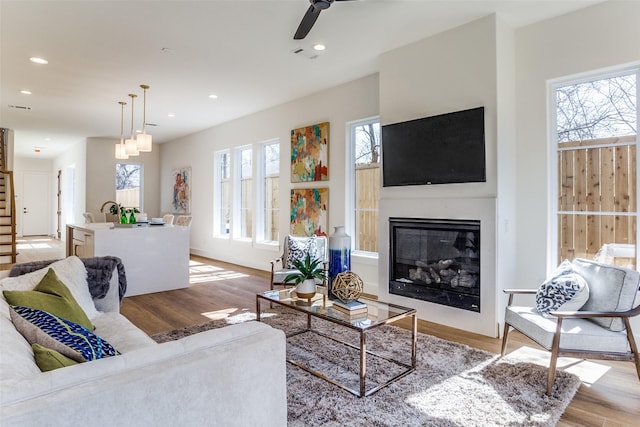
[257,140,280,243]
[552,69,638,268]
[115,163,141,211]
[214,150,231,236]
[234,146,253,239]
[348,118,381,253]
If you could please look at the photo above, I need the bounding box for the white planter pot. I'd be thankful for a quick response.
[296,278,317,298]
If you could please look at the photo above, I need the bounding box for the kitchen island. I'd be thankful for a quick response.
[66,223,190,296]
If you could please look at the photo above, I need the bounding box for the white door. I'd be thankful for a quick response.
[22,172,51,236]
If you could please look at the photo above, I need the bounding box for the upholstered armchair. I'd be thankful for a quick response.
[175,215,192,227]
[501,258,640,395]
[270,235,328,291]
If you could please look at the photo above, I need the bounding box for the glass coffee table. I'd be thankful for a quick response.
[256,289,416,397]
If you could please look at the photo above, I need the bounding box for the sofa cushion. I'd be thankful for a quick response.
[92,311,158,352]
[32,343,79,371]
[535,259,589,316]
[571,258,640,331]
[0,256,99,320]
[10,306,120,363]
[3,268,94,330]
[284,235,318,269]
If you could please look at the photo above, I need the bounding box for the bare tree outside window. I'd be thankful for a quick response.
[556,74,636,142]
[555,70,638,268]
[355,122,381,165]
[115,163,141,209]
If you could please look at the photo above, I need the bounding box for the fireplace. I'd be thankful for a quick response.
[389,218,480,312]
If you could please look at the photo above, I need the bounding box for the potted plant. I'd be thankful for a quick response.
[283,253,327,298]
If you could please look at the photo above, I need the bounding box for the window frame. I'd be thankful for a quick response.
[256,139,280,245]
[213,149,231,239]
[233,145,253,241]
[346,116,381,257]
[548,65,639,270]
[115,162,143,212]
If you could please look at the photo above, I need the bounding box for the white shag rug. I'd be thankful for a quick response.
[153,308,581,427]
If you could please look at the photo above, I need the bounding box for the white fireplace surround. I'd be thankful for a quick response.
[379,197,499,337]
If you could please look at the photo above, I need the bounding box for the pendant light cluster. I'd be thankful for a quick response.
[115,84,153,159]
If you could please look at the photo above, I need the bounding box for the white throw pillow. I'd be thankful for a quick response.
[535,259,590,316]
[0,256,98,320]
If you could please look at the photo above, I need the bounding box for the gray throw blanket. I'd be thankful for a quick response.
[9,256,127,302]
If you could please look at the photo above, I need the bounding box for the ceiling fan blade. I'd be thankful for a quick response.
[294,5,322,40]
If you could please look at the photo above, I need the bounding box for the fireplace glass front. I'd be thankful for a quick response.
[389,218,480,312]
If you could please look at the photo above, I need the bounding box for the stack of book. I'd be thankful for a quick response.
[331,299,368,317]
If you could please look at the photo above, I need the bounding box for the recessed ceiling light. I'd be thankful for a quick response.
[313,44,326,51]
[44,138,51,141]
[168,113,175,118]
[20,90,32,95]
[29,57,48,64]
[209,94,218,99]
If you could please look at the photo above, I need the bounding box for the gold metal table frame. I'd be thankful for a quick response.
[256,291,417,397]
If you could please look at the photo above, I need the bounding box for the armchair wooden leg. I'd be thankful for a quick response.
[547,319,563,395]
[623,318,640,381]
[500,323,511,357]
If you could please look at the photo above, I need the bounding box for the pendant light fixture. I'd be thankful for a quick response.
[124,93,139,156]
[115,101,129,159]
[136,84,152,152]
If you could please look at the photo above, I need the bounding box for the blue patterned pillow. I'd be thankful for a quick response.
[9,306,120,363]
[535,260,590,316]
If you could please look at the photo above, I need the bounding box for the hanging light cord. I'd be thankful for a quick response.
[119,101,126,143]
[128,94,136,139]
[141,84,149,134]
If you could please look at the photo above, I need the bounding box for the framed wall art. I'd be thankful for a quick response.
[171,166,191,214]
[291,121,329,182]
[290,187,329,236]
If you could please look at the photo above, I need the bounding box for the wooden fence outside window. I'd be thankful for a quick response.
[558,135,637,268]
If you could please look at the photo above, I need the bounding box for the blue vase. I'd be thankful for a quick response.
[328,226,351,299]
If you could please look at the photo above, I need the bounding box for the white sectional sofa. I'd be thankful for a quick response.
[0,256,287,426]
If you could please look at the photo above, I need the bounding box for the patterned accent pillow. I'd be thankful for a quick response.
[9,306,120,363]
[285,235,318,269]
[3,268,94,331]
[535,260,590,316]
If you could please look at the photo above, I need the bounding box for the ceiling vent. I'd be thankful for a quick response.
[8,104,32,110]
[290,47,318,60]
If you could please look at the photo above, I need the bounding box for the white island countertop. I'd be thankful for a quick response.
[66,223,190,296]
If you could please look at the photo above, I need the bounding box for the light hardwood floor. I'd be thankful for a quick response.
[13,239,640,426]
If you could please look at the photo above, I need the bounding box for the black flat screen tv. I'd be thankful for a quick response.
[382,107,486,187]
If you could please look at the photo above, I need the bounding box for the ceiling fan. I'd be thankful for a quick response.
[293,0,355,40]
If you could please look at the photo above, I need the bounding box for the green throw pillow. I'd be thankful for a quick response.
[32,343,79,371]
[3,268,94,330]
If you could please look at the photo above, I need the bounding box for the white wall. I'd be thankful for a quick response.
[514,0,640,336]
[85,138,161,219]
[377,15,514,337]
[515,0,640,284]
[52,140,86,238]
[160,74,380,291]
[70,1,637,337]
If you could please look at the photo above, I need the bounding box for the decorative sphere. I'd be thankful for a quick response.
[331,271,363,302]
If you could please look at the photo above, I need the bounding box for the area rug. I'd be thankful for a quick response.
[152,308,581,427]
